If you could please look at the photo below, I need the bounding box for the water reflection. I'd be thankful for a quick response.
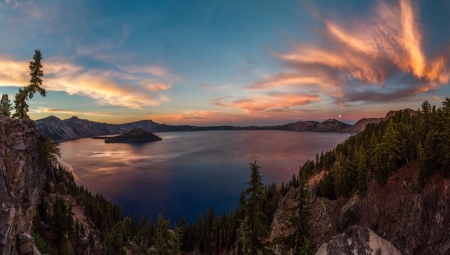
[58,130,349,222]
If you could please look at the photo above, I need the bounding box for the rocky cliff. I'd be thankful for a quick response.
[0,116,45,255]
[342,118,380,134]
[271,164,450,254]
[36,116,373,141]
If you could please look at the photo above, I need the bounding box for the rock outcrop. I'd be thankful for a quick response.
[315,225,401,255]
[342,118,380,134]
[271,164,450,255]
[0,116,45,255]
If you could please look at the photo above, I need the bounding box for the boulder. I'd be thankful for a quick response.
[315,225,401,255]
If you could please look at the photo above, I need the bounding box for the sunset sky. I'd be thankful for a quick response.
[0,0,449,125]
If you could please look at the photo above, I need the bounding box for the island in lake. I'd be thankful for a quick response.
[94,128,162,143]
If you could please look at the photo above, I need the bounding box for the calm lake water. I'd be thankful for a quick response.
[58,130,349,223]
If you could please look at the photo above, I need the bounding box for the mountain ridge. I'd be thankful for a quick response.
[36,115,379,141]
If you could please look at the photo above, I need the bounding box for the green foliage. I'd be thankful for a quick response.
[37,132,61,166]
[356,146,368,196]
[12,50,46,119]
[12,88,29,119]
[315,98,450,199]
[241,161,274,255]
[155,214,179,255]
[27,49,46,98]
[275,173,313,255]
[32,230,52,254]
[0,94,12,117]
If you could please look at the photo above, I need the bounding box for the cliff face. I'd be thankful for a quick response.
[0,116,45,255]
[271,164,450,255]
[342,118,380,134]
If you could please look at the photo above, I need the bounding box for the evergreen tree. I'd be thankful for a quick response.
[37,132,61,166]
[155,214,178,255]
[356,146,368,196]
[371,121,401,185]
[275,173,313,254]
[13,50,46,119]
[12,88,29,119]
[0,94,12,117]
[241,161,273,255]
[27,49,46,98]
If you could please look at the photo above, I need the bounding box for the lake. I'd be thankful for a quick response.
[58,130,349,223]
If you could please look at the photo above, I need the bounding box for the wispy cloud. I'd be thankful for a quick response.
[212,93,321,112]
[31,107,122,117]
[0,56,175,109]
[254,0,449,105]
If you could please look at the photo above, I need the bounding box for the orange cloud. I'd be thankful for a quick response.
[31,107,122,117]
[212,94,321,113]
[0,57,174,109]
[259,0,449,104]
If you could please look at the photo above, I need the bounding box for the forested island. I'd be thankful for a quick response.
[94,128,162,144]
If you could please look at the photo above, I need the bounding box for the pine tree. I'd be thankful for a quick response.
[27,49,46,98]
[442,98,450,176]
[155,214,178,255]
[12,88,29,119]
[241,161,273,255]
[12,50,46,119]
[0,94,12,117]
[37,132,61,166]
[372,121,401,185]
[275,173,313,254]
[356,146,368,196]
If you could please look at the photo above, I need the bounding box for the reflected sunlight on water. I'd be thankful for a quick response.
[58,130,349,222]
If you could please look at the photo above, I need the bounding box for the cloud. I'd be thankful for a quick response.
[150,110,242,123]
[31,107,122,117]
[212,93,321,112]
[145,83,171,91]
[255,0,450,105]
[0,57,174,109]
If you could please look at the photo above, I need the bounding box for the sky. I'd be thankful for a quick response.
[0,0,449,125]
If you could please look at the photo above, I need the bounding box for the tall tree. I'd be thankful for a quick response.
[13,50,46,119]
[275,173,313,254]
[0,94,12,117]
[12,88,29,119]
[356,146,368,196]
[241,161,273,255]
[155,214,179,255]
[27,49,46,98]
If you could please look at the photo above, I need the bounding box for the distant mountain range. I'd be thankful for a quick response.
[35,115,381,141]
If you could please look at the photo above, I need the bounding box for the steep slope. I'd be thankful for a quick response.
[36,116,370,141]
[342,118,379,134]
[0,116,46,255]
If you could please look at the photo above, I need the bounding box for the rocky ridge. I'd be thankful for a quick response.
[36,116,377,141]
[0,116,45,255]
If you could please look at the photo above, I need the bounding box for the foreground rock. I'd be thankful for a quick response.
[0,116,45,255]
[315,225,401,255]
[104,128,162,143]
